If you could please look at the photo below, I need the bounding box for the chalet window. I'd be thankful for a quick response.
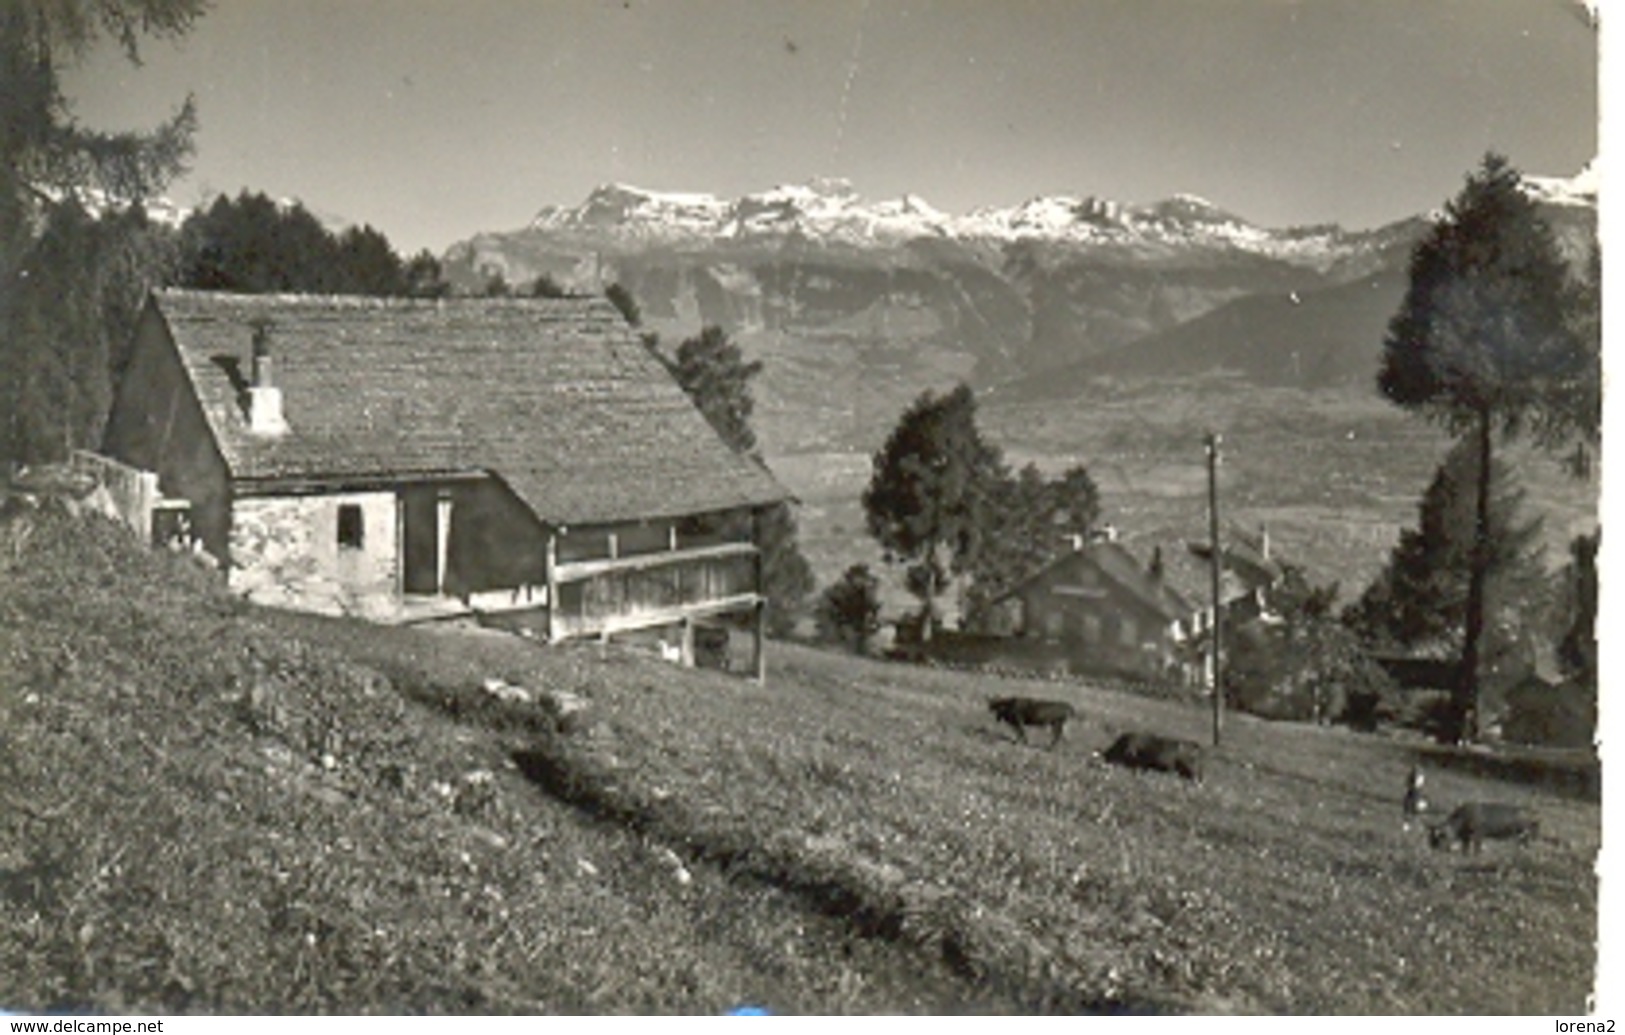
[1119,616,1138,647]
[1043,610,1064,641]
[337,504,364,550]
[1082,613,1102,643]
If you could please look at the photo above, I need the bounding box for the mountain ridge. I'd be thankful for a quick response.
[440,166,1595,454]
[509,177,1414,262]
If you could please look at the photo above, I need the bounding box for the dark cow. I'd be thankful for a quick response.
[1428,802,1540,854]
[988,696,1077,748]
[1101,732,1203,783]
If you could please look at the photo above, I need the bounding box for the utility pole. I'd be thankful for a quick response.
[1205,431,1224,747]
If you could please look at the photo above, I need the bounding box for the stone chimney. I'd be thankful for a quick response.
[247,321,287,435]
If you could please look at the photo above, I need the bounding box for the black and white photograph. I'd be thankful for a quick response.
[0,0,1607,1017]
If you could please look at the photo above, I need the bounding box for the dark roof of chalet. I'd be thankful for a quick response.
[1002,540,1194,621]
[1184,523,1284,589]
[1158,541,1254,610]
[149,289,788,525]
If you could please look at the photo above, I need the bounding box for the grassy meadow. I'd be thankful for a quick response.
[1,504,1599,1013]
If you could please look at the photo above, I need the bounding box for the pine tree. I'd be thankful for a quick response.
[666,324,814,634]
[673,326,763,456]
[1,0,204,468]
[1,0,201,272]
[605,282,642,327]
[177,191,429,297]
[334,224,407,295]
[1346,437,1545,653]
[1556,531,1598,687]
[863,384,1008,642]
[403,249,448,298]
[528,273,568,298]
[1377,152,1584,741]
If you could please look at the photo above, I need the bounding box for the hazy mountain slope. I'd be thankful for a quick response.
[994,268,1410,400]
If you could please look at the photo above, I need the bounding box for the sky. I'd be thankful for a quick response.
[59,0,1600,255]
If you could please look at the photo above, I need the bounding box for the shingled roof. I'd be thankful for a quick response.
[150,289,788,525]
[997,540,1194,621]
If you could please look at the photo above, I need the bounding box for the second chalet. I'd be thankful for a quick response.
[99,289,790,671]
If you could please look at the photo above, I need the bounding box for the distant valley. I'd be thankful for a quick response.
[441,170,1598,607]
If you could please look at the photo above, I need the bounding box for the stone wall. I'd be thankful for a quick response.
[229,491,399,619]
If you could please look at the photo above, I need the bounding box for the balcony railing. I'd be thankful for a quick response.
[548,540,760,642]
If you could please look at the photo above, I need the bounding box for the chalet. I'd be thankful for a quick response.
[993,534,1198,683]
[1179,523,1286,627]
[99,289,789,670]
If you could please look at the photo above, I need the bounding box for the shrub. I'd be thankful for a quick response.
[815,564,883,654]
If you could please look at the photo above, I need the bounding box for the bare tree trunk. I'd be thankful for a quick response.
[1457,409,1494,743]
[920,551,936,644]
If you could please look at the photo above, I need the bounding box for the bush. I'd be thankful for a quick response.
[1225,617,1396,727]
[815,564,882,654]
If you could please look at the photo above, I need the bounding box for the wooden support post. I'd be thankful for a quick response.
[1205,432,1224,748]
[752,506,766,684]
[545,531,559,645]
[435,493,452,594]
[680,616,695,668]
[753,600,767,685]
[395,494,406,598]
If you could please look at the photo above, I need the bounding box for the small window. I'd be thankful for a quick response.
[1043,610,1064,641]
[337,504,364,550]
[1082,612,1102,643]
[1119,615,1138,647]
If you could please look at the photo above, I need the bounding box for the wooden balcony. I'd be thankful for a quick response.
[548,540,761,643]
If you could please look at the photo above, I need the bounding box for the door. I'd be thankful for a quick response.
[402,487,439,595]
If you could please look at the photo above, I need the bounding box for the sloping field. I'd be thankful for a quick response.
[1,505,1599,1013]
[287,620,1600,1014]
[0,506,1022,1014]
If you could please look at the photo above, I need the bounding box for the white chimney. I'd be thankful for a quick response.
[1258,523,1270,561]
[247,322,287,436]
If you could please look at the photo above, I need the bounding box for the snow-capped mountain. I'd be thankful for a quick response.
[39,185,193,229]
[1522,158,1599,208]
[519,178,1378,263]
[442,168,1594,454]
[528,177,960,248]
[43,186,358,237]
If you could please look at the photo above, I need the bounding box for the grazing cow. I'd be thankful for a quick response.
[1428,802,1540,854]
[988,696,1077,748]
[1101,732,1203,783]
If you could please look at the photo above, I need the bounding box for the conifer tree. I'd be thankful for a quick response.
[863,384,1007,642]
[1345,437,1544,653]
[1377,152,1584,741]
[1,0,204,467]
[668,324,814,635]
